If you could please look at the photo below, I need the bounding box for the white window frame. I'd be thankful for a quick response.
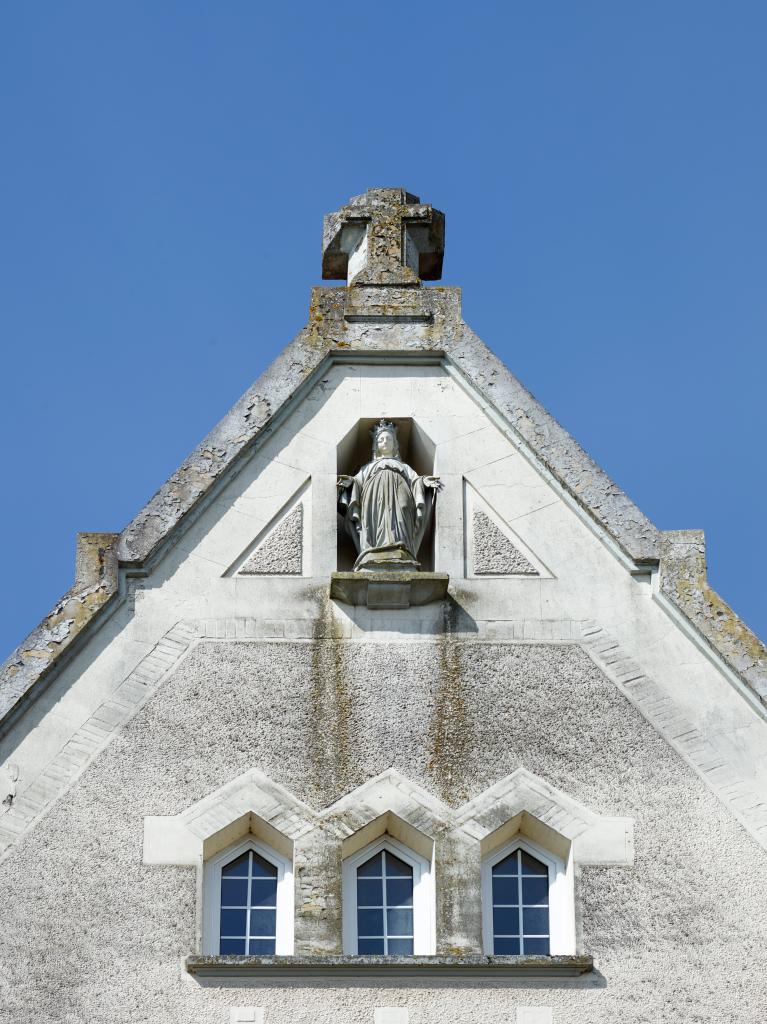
[202,836,294,955]
[481,835,575,955]
[342,835,435,955]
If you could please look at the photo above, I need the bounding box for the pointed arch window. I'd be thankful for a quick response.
[490,847,550,954]
[482,836,574,956]
[202,837,294,955]
[342,836,435,955]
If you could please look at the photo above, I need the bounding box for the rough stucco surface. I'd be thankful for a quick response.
[239,504,304,576]
[472,509,537,576]
[1,639,765,1024]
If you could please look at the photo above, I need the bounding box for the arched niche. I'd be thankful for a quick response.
[336,418,437,571]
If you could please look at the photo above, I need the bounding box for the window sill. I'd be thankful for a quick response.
[185,954,593,978]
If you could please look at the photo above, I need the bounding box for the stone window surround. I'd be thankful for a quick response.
[143,765,632,960]
[202,835,294,956]
[341,834,435,956]
[481,835,574,956]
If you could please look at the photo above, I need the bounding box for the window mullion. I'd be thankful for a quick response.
[382,850,389,954]
[516,850,524,954]
[246,850,254,950]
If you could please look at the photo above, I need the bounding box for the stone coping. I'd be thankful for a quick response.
[185,954,593,978]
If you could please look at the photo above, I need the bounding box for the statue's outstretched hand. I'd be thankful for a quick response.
[336,474,354,491]
[423,475,444,492]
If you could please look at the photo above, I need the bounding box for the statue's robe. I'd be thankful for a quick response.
[343,457,427,570]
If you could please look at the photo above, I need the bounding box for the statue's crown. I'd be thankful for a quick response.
[371,418,397,440]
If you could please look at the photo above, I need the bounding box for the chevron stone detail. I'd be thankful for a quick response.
[580,620,767,847]
[0,621,198,859]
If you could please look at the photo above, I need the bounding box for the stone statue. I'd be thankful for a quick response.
[337,420,442,572]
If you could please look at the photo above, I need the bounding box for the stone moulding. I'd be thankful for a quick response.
[142,765,633,869]
[329,571,450,609]
[184,954,594,978]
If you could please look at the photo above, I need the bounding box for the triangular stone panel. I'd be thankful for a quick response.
[464,481,550,578]
[472,508,538,576]
[237,503,304,576]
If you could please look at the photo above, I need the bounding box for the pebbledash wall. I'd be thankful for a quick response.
[1,190,767,1023]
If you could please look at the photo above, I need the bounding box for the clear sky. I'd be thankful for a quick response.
[1,2,765,660]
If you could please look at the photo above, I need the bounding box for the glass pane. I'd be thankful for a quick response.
[358,852,384,877]
[220,938,247,954]
[220,877,248,906]
[358,938,385,954]
[220,908,247,936]
[523,937,550,955]
[248,937,276,955]
[357,878,383,906]
[522,877,549,907]
[492,852,519,876]
[387,938,414,955]
[520,851,547,876]
[249,909,276,937]
[522,907,549,935]
[251,851,278,878]
[386,878,413,908]
[492,876,519,905]
[384,852,412,878]
[357,908,383,936]
[250,878,277,907]
[493,906,519,935]
[494,936,520,954]
[386,908,413,937]
[222,852,250,877]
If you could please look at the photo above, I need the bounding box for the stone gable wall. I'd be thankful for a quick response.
[0,639,765,1024]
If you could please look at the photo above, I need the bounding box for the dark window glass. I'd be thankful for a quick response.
[387,938,413,955]
[220,938,247,954]
[356,849,414,955]
[494,936,520,955]
[219,848,278,955]
[358,938,385,954]
[357,852,384,877]
[491,849,550,956]
[222,852,251,877]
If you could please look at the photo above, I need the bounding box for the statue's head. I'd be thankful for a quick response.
[371,419,400,460]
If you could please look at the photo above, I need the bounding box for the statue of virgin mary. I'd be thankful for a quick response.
[337,420,442,572]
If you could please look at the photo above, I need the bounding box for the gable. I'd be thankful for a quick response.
[2,352,767,864]
[2,186,767,1022]
[0,185,765,868]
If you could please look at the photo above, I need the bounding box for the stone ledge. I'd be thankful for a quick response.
[185,954,593,978]
[330,572,450,609]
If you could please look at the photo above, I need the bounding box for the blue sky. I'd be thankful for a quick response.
[1,2,765,658]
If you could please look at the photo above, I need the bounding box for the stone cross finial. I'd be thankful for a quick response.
[322,188,445,287]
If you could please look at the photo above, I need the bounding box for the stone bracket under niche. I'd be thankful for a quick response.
[329,571,449,609]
